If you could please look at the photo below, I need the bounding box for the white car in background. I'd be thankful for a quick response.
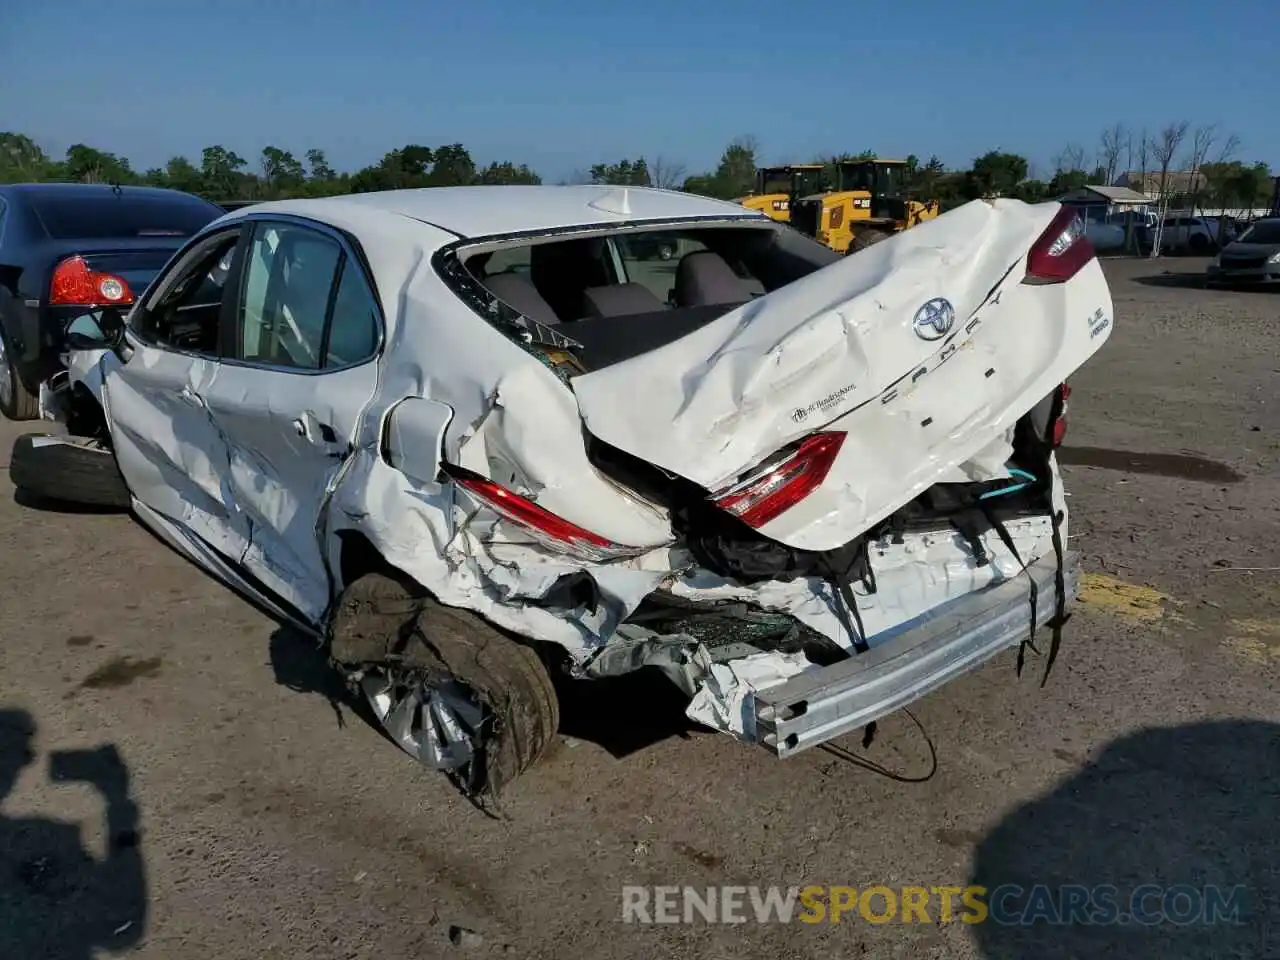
[1148,214,1225,254]
[1074,205,1148,253]
[11,187,1112,802]
[1084,219,1125,252]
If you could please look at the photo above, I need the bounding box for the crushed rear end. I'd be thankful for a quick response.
[565,199,1111,752]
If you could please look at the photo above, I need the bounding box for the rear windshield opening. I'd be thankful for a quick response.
[458,222,841,370]
[31,193,222,240]
[1236,220,1280,245]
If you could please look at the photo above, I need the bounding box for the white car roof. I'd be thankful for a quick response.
[233,185,762,239]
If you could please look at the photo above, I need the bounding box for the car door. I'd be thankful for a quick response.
[99,224,256,569]
[198,217,383,622]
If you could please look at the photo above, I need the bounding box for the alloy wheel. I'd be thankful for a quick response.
[0,334,13,409]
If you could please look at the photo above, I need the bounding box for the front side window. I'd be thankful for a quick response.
[237,223,341,369]
[133,229,240,355]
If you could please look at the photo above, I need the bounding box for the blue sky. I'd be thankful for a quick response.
[3,0,1277,182]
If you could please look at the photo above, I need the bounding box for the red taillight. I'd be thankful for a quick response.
[447,467,638,562]
[1050,381,1070,447]
[712,432,846,529]
[1024,206,1096,284]
[50,256,135,307]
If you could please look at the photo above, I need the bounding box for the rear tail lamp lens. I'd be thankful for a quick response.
[1024,206,1096,284]
[446,466,641,563]
[1051,382,1070,447]
[711,432,846,529]
[50,256,135,307]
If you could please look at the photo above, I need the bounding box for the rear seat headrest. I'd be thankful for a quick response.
[674,250,751,307]
[483,272,561,326]
[581,283,668,318]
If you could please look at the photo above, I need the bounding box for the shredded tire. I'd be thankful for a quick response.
[9,433,131,509]
[329,571,560,800]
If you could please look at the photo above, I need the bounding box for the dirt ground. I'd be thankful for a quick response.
[0,257,1276,960]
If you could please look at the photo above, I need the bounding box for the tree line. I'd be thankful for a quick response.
[1,122,1272,213]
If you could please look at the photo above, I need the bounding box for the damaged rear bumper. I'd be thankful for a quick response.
[751,550,1079,757]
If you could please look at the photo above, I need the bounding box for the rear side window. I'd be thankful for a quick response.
[30,193,220,240]
[324,260,381,367]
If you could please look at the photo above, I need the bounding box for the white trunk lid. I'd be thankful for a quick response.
[570,199,1113,552]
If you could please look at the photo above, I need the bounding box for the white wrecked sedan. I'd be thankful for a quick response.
[12,186,1112,799]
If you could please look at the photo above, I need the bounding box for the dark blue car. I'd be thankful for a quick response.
[0,183,223,419]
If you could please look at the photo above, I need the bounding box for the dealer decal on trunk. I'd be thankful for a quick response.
[791,383,857,423]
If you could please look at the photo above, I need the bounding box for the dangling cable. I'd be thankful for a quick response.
[978,501,1040,677]
[821,540,876,656]
[1040,507,1071,687]
[819,708,938,783]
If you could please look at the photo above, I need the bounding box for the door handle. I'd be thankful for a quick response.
[293,416,341,447]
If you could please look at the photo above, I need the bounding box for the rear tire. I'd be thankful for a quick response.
[9,433,132,509]
[1188,233,1210,255]
[330,571,560,800]
[0,329,39,421]
[848,229,890,254]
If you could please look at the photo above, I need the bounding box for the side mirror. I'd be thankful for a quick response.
[383,397,455,486]
[65,308,126,351]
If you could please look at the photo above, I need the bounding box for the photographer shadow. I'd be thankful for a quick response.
[0,708,147,959]
[969,719,1279,959]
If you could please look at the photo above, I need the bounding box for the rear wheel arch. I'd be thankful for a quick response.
[328,533,561,800]
[334,528,422,598]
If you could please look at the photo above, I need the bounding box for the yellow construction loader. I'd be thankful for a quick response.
[788,158,940,253]
[736,164,826,223]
